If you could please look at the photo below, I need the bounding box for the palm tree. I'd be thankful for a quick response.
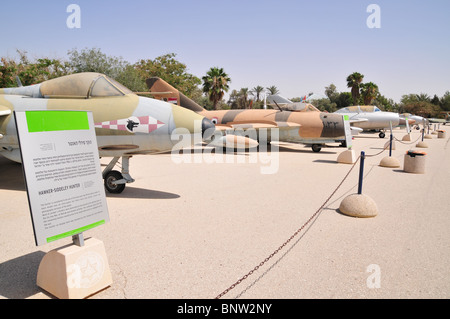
[202,67,231,110]
[266,85,279,95]
[360,82,379,105]
[346,72,364,104]
[416,93,431,102]
[250,86,264,102]
[239,88,250,109]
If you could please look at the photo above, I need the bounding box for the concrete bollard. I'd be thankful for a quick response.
[416,141,428,148]
[337,149,357,164]
[403,150,426,174]
[339,194,378,218]
[379,156,400,168]
[402,133,411,141]
[339,151,378,218]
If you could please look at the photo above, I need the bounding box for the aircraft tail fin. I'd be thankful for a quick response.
[15,76,23,87]
[146,77,205,113]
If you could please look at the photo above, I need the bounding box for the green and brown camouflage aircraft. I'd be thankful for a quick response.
[146,77,352,152]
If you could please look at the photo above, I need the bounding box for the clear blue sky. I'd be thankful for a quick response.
[1,0,449,102]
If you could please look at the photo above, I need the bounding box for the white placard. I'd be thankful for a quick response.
[15,111,109,246]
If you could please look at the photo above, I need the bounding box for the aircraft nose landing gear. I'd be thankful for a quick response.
[102,156,135,194]
[311,144,322,152]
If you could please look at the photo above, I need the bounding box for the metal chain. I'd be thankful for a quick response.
[215,155,361,299]
[215,132,414,299]
[364,141,391,158]
[393,132,423,145]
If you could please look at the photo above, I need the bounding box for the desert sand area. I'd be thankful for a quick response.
[0,128,449,299]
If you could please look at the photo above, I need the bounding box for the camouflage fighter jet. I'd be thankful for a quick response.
[0,72,214,193]
[146,77,351,152]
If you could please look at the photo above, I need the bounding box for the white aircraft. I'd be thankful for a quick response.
[400,113,429,130]
[334,105,414,138]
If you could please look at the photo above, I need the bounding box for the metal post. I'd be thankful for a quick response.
[389,134,393,157]
[389,121,393,157]
[358,151,365,195]
[72,233,85,247]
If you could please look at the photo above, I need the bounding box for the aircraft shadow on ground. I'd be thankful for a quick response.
[276,145,338,154]
[312,159,340,164]
[1,158,179,199]
[178,144,340,155]
[106,187,180,199]
[0,251,49,299]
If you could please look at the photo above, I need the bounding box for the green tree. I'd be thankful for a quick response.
[135,53,201,97]
[237,88,251,109]
[440,91,450,111]
[416,93,431,102]
[324,83,339,102]
[360,82,379,105]
[335,92,354,109]
[67,47,148,91]
[402,101,440,118]
[346,72,364,104]
[430,94,440,106]
[250,85,264,102]
[373,94,398,112]
[310,98,337,113]
[202,67,231,110]
[0,50,69,87]
[266,85,279,95]
[115,64,147,93]
[67,47,128,79]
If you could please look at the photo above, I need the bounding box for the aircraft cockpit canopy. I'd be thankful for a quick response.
[39,72,133,99]
[336,105,381,113]
[274,102,320,112]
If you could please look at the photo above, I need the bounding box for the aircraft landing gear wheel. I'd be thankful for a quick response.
[312,144,322,152]
[104,170,126,194]
[379,132,386,138]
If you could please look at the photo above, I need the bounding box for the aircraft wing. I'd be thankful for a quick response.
[348,118,369,125]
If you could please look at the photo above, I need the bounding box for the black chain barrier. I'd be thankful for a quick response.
[213,131,423,299]
[214,133,413,299]
[215,155,361,299]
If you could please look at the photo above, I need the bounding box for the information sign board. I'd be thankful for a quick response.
[15,111,109,246]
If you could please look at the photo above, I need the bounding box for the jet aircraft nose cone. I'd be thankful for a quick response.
[202,117,215,140]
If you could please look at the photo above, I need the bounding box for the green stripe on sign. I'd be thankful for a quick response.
[26,111,89,132]
[46,220,105,243]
